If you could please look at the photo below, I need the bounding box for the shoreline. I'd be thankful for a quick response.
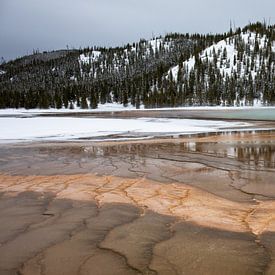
[0,126,274,146]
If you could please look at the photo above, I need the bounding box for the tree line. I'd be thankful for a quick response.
[0,22,274,109]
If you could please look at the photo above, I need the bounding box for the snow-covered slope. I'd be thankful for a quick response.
[165,29,275,106]
[78,36,190,79]
[169,31,275,81]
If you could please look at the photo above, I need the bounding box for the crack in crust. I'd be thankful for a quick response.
[1,172,275,274]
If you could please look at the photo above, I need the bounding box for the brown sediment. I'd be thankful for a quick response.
[1,130,275,274]
[1,172,275,235]
[0,172,274,275]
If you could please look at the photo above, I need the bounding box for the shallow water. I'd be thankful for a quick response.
[215,108,275,120]
[52,107,275,121]
[84,130,275,168]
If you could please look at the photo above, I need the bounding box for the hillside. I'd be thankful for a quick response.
[167,23,275,106]
[0,22,274,109]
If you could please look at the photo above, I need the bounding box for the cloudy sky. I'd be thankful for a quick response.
[0,0,274,60]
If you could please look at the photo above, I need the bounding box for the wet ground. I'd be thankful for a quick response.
[2,107,275,121]
[1,126,275,274]
[37,108,275,121]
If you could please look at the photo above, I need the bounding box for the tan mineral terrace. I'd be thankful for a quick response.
[1,129,275,274]
[1,172,275,236]
[0,171,275,275]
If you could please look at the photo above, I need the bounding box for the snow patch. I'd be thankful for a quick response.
[0,103,142,115]
[0,117,248,142]
[79,51,101,64]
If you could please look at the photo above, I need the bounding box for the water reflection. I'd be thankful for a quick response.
[85,130,275,169]
[235,145,275,168]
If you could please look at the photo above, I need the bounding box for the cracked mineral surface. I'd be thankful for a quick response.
[0,129,275,274]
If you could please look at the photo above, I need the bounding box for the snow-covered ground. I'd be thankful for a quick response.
[1,103,275,116]
[0,117,249,142]
[0,103,140,115]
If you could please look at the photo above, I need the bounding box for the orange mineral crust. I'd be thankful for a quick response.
[1,172,275,236]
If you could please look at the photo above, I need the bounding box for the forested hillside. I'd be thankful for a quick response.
[0,22,274,109]
[167,23,275,106]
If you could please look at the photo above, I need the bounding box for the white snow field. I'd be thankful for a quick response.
[0,117,248,142]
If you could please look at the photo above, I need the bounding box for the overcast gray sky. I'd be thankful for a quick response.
[0,0,274,60]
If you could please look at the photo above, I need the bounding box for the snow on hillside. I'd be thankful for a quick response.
[147,37,171,54]
[77,36,175,78]
[169,31,275,81]
[79,51,101,77]
[0,70,5,75]
[79,51,101,64]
